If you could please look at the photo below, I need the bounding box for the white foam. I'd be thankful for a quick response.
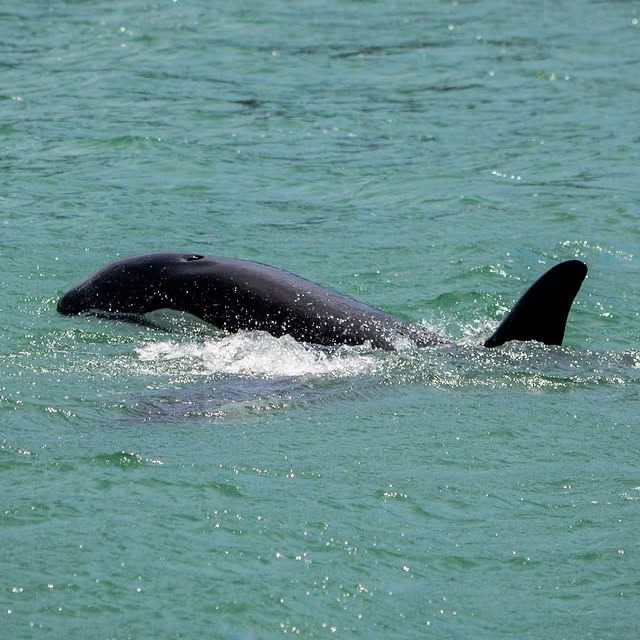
[136,331,379,379]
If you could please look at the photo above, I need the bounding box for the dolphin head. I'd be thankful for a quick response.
[57,253,207,316]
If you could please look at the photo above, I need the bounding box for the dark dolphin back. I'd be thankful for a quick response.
[56,252,444,349]
[57,253,587,350]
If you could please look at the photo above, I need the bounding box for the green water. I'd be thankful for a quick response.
[2,1,640,638]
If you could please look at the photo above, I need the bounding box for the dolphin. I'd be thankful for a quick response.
[57,253,587,350]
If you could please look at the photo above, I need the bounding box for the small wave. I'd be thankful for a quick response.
[136,331,380,379]
[99,325,640,424]
[378,340,640,390]
[133,327,640,394]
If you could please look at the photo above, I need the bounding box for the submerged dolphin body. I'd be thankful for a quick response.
[57,253,587,350]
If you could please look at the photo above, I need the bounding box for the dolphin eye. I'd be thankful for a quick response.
[184,254,204,262]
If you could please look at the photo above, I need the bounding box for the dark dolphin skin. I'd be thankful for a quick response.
[57,253,587,350]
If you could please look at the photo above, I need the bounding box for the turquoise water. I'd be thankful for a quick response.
[2,1,640,637]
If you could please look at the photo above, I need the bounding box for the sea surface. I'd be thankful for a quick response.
[2,1,640,638]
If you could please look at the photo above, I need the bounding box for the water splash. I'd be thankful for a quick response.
[133,326,640,392]
[136,331,380,379]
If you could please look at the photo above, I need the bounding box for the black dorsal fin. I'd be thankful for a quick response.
[484,260,587,348]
